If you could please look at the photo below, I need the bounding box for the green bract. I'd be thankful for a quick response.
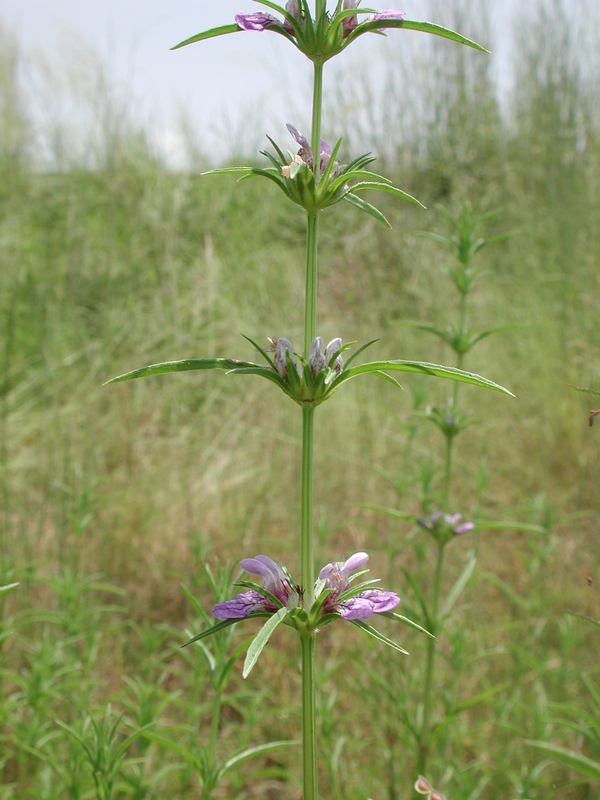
[202,133,423,222]
[104,335,514,407]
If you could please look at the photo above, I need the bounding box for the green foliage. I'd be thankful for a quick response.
[1,0,600,796]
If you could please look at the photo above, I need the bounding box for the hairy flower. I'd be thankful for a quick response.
[318,552,400,620]
[212,555,297,620]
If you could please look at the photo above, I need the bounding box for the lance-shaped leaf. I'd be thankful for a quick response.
[343,192,391,227]
[243,606,288,678]
[181,615,271,648]
[335,359,514,395]
[171,24,242,51]
[439,553,476,621]
[215,739,300,783]
[104,358,256,385]
[525,741,600,782]
[344,19,489,53]
[381,611,435,639]
[348,180,425,208]
[350,619,409,655]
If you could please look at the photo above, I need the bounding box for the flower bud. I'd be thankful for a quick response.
[325,338,343,374]
[308,337,326,377]
[274,337,297,380]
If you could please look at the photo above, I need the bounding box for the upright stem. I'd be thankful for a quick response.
[310,61,324,182]
[304,214,319,350]
[301,405,315,599]
[301,633,318,800]
[298,55,325,800]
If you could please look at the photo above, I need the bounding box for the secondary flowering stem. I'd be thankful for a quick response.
[417,542,445,780]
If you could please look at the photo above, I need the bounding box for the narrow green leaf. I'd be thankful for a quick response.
[104,358,256,385]
[141,731,204,774]
[370,370,403,390]
[570,385,600,398]
[349,181,425,208]
[266,134,286,163]
[525,740,600,782]
[243,607,288,679]
[439,554,476,620]
[216,739,299,782]
[381,611,434,639]
[181,618,241,647]
[474,520,548,534]
[362,505,418,524]
[343,192,391,227]
[201,166,253,176]
[343,339,379,369]
[350,620,409,654]
[347,19,489,53]
[171,24,241,51]
[240,334,275,368]
[337,360,514,396]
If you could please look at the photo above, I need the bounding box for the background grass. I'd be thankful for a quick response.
[1,0,599,797]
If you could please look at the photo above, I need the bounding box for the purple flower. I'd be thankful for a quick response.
[372,9,406,24]
[318,552,400,620]
[235,12,278,32]
[341,2,405,38]
[418,511,475,543]
[342,0,359,36]
[212,555,297,620]
[286,124,331,174]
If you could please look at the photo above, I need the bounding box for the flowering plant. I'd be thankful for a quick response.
[107,4,509,798]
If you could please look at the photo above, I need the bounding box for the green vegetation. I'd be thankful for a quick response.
[1,1,599,797]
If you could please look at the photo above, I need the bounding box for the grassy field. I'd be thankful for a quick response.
[1,1,600,798]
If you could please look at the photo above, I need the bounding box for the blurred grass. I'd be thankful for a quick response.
[1,0,600,797]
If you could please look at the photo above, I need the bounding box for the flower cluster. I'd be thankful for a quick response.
[213,551,399,627]
[234,1,406,62]
[268,334,344,405]
[417,511,475,546]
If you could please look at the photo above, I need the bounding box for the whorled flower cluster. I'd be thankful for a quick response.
[213,551,399,625]
[235,1,406,62]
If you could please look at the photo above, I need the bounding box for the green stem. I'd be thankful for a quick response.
[416,542,445,780]
[301,405,315,600]
[301,632,318,800]
[298,51,324,800]
[310,61,324,182]
[207,690,222,777]
[304,214,319,350]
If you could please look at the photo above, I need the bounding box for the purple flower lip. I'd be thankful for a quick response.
[318,552,400,620]
[235,12,278,32]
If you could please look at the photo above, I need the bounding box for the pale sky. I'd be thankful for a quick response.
[0,0,521,165]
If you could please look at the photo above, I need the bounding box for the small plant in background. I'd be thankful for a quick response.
[106,5,512,798]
